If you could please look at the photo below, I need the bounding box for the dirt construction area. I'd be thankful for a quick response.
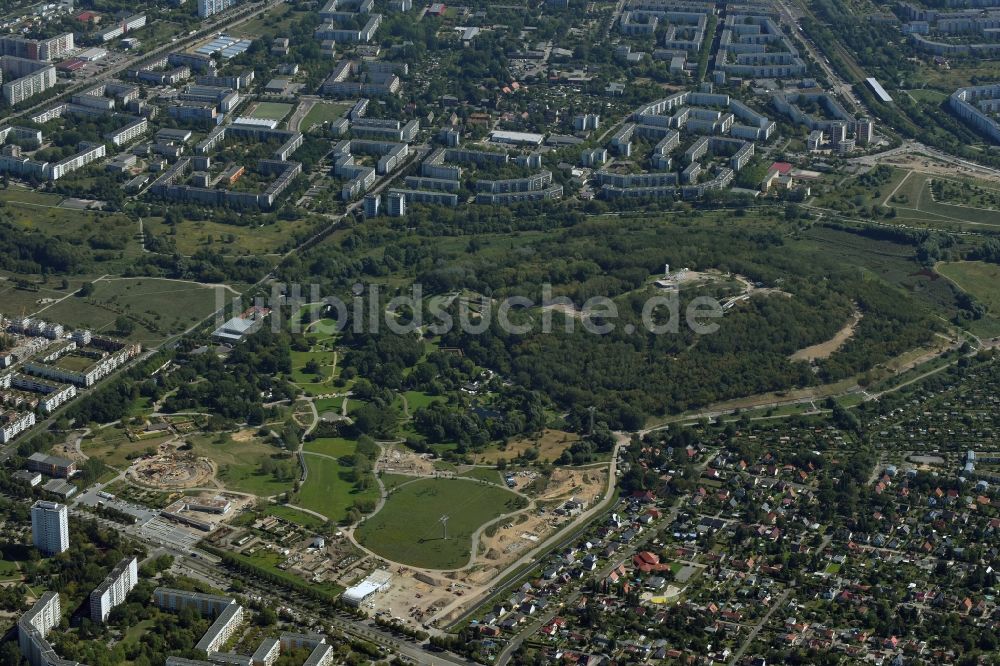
[473,429,580,464]
[882,154,1000,185]
[361,463,610,627]
[536,467,607,503]
[377,443,437,476]
[128,442,215,489]
[367,567,469,629]
[474,467,607,573]
[473,512,557,576]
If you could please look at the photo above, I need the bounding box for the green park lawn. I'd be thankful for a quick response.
[288,350,340,397]
[403,391,447,410]
[305,317,341,344]
[289,351,336,382]
[296,447,379,523]
[265,504,329,530]
[190,434,295,497]
[379,473,413,493]
[303,437,355,458]
[0,560,20,579]
[936,261,1000,337]
[313,396,345,415]
[355,477,524,569]
[457,467,503,484]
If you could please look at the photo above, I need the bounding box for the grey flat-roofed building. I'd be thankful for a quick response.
[41,479,76,499]
[195,603,244,653]
[211,317,262,343]
[251,638,280,666]
[865,77,893,103]
[153,588,236,617]
[27,452,77,478]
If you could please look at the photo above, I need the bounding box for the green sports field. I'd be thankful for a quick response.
[355,477,524,569]
[248,102,293,121]
[300,102,351,131]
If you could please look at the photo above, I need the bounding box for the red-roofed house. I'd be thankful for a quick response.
[632,490,656,503]
[635,551,660,566]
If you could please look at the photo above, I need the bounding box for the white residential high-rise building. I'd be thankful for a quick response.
[17,591,61,666]
[856,117,874,145]
[90,557,139,622]
[197,0,240,17]
[31,501,69,555]
[387,191,406,217]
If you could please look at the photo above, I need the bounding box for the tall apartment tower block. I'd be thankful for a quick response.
[31,501,69,555]
[90,557,139,622]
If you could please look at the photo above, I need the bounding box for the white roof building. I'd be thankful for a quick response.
[341,569,392,606]
[489,130,544,146]
[211,317,260,343]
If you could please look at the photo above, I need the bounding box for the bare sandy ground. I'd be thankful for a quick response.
[790,309,863,362]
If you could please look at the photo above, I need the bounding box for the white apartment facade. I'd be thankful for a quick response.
[90,556,139,622]
[31,501,69,555]
[0,409,36,443]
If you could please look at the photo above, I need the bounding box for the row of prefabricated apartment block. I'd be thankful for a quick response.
[19,583,337,666]
[0,316,141,444]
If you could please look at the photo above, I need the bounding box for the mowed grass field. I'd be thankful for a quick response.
[403,390,446,410]
[313,396,345,415]
[0,273,92,317]
[936,261,1000,338]
[290,350,336,382]
[356,477,523,569]
[457,467,503,484]
[265,503,329,529]
[41,278,227,346]
[297,438,379,523]
[248,102,293,121]
[886,171,1000,231]
[300,102,351,131]
[303,437,354,458]
[905,88,948,103]
[81,428,174,468]
[190,434,295,497]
